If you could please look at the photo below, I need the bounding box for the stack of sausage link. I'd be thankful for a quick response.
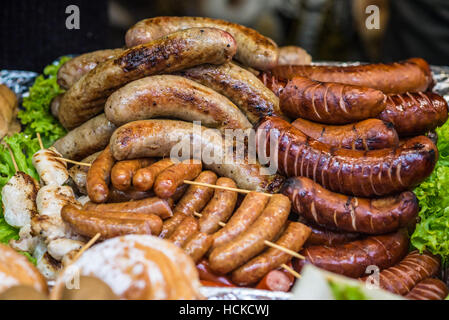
[255,57,449,299]
[63,156,311,291]
[42,15,448,298]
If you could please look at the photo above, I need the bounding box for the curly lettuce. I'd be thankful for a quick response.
[19,56,70,147]
[412,120,449,263]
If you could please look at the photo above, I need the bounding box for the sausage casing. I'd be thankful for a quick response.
[231,222,311,285]
[271,58,433,94]
[294,230,409,278]
[211,192,270,250]
[282,176,418,234]
[125,16,278,70]
[405,278,449,300]
[111,158,154,191]
[378,92,449,137]
[83,197,173,220]
[292,118,399,150]
[133,158,174,191]
[361,250,440,296]
[59,27,237,129]
[199,177,238,234]
[176,62,281,124]
[257,116,438,197]
[261,74,386,124]
[209,194,291,274]
[168,216,199,247]
[182,232,213,263]
[86,145,115,203]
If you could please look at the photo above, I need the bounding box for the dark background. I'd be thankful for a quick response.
[1,0,449,71]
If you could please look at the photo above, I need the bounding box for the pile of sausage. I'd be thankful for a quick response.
[63,156,311,291]
[42,15,449,299]
[255,56,448,299]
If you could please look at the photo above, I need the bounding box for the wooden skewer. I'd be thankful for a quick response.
[6,144,19,172]
[36,132,44,150]
[280,263,301,279]
[184,180,272,197]
[72,233,101,263]
[54,157,92,167]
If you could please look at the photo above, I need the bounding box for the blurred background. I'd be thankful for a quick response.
[1,0,448,71]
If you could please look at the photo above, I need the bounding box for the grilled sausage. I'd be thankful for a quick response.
[182,232,213,263]
[196,259,235,287]
[105,75,252,132]
[231,222,311,285]
[168,216,199,247]
[360,250,440,296]
[209,194,290,274]
[50,94,62,118]
[86,146,115,203]
[110,119,284,192]
[378,92,449,137]
[291,118,399,150]
[32,147,68,186]
[110,158,154,191]
[57,49,124,89]
[106,187,154,203]
[154,160,202,199]
[211,192,270,250]
[133,158,174,191]
[83,197,173,220]
[271,58,433,94]
[125,16,278,70]
[277,46,312,65]
[160,171,217,238]
[61,204,162,239]
[255,269,294,292]
[300,218,360,246]
[256,116,438,197]
[176,62,281,124]
[282,176,418,234]
[261,74,386,124]
[59,27,237,129]
[405,278,449,300]
[53,114,116,161]
[293,229,409,278]
[68,152,100,195]
[199,177,238,234]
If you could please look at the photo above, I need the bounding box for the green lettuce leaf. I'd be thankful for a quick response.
[328,280,367,300]
[412,119,449,263]
[19,56,70,147]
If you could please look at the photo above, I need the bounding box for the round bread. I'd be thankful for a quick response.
[51,235,203,300]
[0,244,48,294]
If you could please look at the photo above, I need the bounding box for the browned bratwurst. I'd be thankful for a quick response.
[160,171,217,238]
[104,75,252,132]
[209,194,291,274]
[153,160,202,199]
[291,118,399,150]
[256,117,438,197]
[405,278,449,300]
[175,62,281,124]
[106,187,155,203]
[260,74,386,124]
[61,204,163,239]
[231,222,311,286]
[211,192,270,250]
[133,158,174,191]
[110,119,284,192]
[83,197,173,220]
[52,114,116,161]
[198,177,238,234]
[57,49,124,89]
[378,92,449,137]
[59,27,237,129]
[361,251,440,296]
[111,158,154,191]
[304,222,360,247]
[168,216,199,247]
[271,58,433,94]
[282,176,418,234]
[86,145,115,203]
[125,16,278,70]
[294,229,409,278]
[182,232,213,263]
